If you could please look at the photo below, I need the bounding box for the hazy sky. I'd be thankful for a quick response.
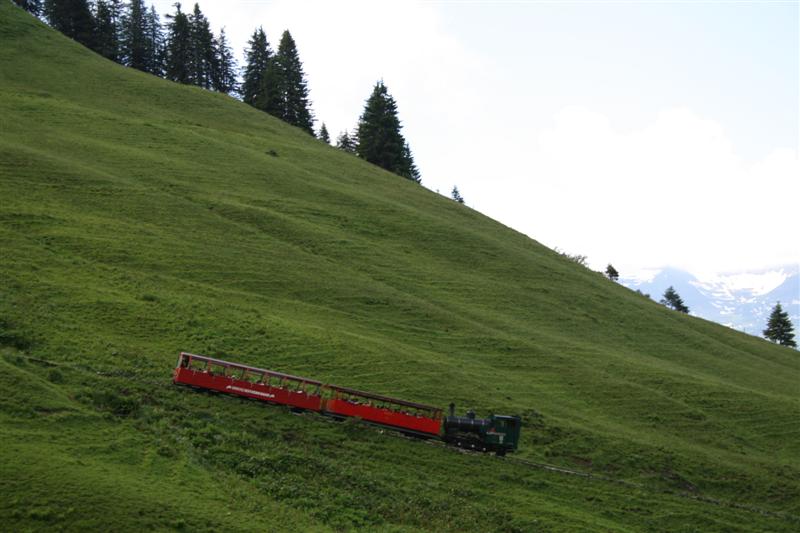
[152,0,799,278]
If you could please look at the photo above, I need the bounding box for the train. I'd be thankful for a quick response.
[172,352,522,455]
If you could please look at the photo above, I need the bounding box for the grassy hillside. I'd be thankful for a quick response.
[1,4,798,531]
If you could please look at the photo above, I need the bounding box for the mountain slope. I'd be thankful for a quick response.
[1,5,799,531]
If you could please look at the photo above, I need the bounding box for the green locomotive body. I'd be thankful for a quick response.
[443,404,522,456]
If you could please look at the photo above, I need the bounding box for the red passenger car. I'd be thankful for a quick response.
[173,353,324,412]
[323,385,443,437]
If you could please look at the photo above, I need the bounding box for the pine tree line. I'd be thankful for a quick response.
[16,1,422,180]
[25,1,237,94]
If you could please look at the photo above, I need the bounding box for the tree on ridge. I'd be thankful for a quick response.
[44,0,96,49]
[120,0,147,71]
[188,2,215,89]
[164,2,192,84]
[605,264,619,282]
[318,123,330,144]
[93,0,118,61]
[143,5,165,76]
[336,130,357,154]
[212,27,237,94]
[763,302,796,347]
[660,286,689,313]
[264,30,314,133]
[356,80,420,182]
[241,27,271,106]
[14,0,42,15]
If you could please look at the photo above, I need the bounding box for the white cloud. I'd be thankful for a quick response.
[471,106,799,277]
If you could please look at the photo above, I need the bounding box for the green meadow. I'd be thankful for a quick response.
[1,4,798,531]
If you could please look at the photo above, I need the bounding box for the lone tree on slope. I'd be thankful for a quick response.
[660,286,689,314]
[605,264,619,281]
[763,302,796,348]
[356,81,420,182]
[451,186,464,204]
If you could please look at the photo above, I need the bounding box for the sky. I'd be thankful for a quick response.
[152,0,799,280]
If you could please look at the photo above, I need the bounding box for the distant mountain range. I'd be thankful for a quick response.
[621,265,800,337]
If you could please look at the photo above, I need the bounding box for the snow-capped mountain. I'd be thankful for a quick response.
[621,265,800,336]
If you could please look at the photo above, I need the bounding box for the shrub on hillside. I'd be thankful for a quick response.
[78,389,140,417]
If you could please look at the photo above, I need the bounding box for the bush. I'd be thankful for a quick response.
[0,318,33,350]
[82,389,141,417]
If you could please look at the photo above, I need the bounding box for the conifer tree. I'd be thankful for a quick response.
[255,64,283,116]
[336,131,357,154]
[605,264,619,281]
[120,0,147,71]
[165,2,192,84]
[356,81,420,182]
[14,0,42,16]
[241,27,271,106]
[451,186,464,204]
[402,141,421,183]
[188,3,215,88]
[144,5,165,76]
[93,0,119,61]
[268,30,314,133]
[763,302,796,347]
[44,0,96,49]
[212,28,238,94]
[660,286,689,313]
[318,123,330,144]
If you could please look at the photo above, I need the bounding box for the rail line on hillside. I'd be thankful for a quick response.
[503,455,797,522]
[8,353,799,525]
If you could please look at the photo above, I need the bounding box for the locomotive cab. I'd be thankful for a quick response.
[484,415,522,456]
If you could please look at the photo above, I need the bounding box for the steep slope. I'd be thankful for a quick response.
[1,5,798,531]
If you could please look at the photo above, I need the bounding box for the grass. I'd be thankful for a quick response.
[1,4,799,531]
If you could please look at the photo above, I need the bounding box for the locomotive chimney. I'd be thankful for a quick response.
[449,402,455,417]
